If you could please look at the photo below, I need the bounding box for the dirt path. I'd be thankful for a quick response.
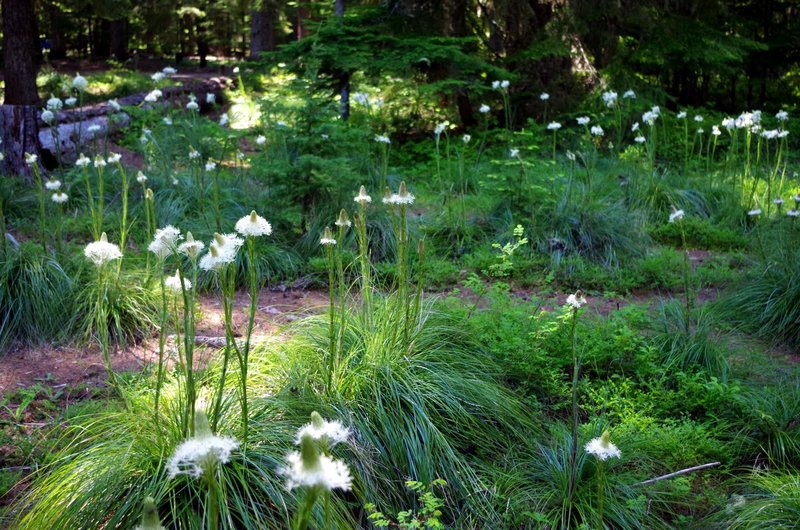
[0,288,327,395]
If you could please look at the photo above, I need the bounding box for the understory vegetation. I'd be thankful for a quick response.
[1,10,800,529]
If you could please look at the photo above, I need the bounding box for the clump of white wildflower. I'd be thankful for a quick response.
[235,210,272,237]
[385,181,414,206]
[148,225,182,259]
[166,411,239,479]
[51,192,69,204]
[72,73,88,92]
[296,412,351,447]
[178,231,205,259]
[164,270,190,293]
[354,185,372,204]
[566,291,587,309]
[320,227,337,246]
[669,208,685,223]
[45,179,61,191]
[279,412,353,491]
[84,232,122,266]
[585,430,621,461]
[335,209,351,228]
[547,121,562,131]
[199,233,243,271]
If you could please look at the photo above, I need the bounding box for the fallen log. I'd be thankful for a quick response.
[41,76,233,126]
[37,76,233,164]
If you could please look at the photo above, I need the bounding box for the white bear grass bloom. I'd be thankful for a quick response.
[748,208,762,217]
[669,209,685,223]
[84,232,122,266]
[41,110,55,124]
[540,92,549,101]
[47,95,63,110]
[256,135,266,145]
[235,210,273,237]
[178,232,205,259]
[164,270,190,293]
[385,181,415,206]
[45,179,61,191]
[585,430,621,461]
[76,154,91,167]
[590,125,604,136]
[374,134,391,144]
[72,73,88,91]
[320,227,337,246]
[296,412,351,447]
[577,116,590,126]
[547,121,562,130]
[51,192,69,204]
[166,411,239,479]
[280,435,352,491]
[136,171,148,184]
[199,233,243,270]
[280,413,353,492]
[354,185,372,204]
[148,225,183,259]
[479,104,491,113]
[566,291,587,309]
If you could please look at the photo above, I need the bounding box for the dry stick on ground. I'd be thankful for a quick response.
[634,462,721,487]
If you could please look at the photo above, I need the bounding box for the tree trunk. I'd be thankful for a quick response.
[249,1,278,59]
[109,19,129,60]
[1,0,42,181]
[335,0,350,120]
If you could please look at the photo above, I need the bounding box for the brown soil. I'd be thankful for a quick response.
[0,288,327,395]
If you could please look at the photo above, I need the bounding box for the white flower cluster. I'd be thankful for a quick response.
[199,233,243,271]
[279,412,353,492]
[491,80,510,90]
[235,210,272,237]
[577,116,590,126]
[668,209,685,223]
[547,121,562,131]
[566,291,587,309]
[164,270,190,293]
[354,185,372,204]
[585,431,621,461]
[382,182,414,206]
[602,90,618,108]
[374,134,391,144]
[166,411,239,479]
[84,233,122,266]
[148,225,183,259]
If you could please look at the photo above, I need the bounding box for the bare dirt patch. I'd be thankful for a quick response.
[0,288,327,394]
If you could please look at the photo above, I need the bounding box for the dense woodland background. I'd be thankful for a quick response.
[3,0,800,114]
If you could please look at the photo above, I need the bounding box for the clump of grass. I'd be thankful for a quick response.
[715,470,800,530]
[653,301,730,380]
[70,268,159,345]
[0,242,74,350]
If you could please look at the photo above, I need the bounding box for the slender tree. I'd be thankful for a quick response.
[1,0,42,181]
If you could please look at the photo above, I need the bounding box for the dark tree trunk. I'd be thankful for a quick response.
[249,1,278,58]
[1,0,42,181]
[93,18,112,58]
[335,0,350,120]
[109,19,129,60]
[47,3,68,60]
[294,4,310,40]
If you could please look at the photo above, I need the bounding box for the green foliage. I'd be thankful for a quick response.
[653,301,730,380]
[366,479,447,529]
[717,261,800,347]
[0,242,73,350]
[731,380,800,466]
[716,470,800,529]
[650,216,747,250]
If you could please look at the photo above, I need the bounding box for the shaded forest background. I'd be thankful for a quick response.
[4,0,800,118]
